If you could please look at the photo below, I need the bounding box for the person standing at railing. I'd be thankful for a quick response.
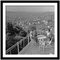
[30,29,38,46]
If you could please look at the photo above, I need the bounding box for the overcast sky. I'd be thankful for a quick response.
[6,6,54,12]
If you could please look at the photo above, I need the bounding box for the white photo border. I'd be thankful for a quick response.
[2,2,58,58]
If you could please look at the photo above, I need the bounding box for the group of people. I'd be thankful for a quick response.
[29,26,54,47]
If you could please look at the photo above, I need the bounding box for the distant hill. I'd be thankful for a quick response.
[6,11,54,17]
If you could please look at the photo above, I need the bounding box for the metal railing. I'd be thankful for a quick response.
[6,34,31,54]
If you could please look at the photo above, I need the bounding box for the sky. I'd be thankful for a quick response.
[6,6,54,12]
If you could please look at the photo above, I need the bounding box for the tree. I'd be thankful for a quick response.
[6,22,15,36]
[14,25,27,37]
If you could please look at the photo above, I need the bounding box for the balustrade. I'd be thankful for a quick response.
[6,34,31,54]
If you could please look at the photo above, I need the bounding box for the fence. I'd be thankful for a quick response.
[6,34,31,54]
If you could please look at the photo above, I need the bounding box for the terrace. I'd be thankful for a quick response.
[6,17,54,54]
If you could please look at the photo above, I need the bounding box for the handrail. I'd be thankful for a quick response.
[6,34,30,53]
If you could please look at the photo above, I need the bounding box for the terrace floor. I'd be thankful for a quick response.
[19,40,54,54]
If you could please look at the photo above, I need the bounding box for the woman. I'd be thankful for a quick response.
[30,30,39,46]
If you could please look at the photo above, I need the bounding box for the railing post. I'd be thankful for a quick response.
[28,35,29,43]
[17,42,19,54]
[10,50,11,54]
[23,40,24,48]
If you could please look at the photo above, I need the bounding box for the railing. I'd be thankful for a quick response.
[6,34,31,54]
